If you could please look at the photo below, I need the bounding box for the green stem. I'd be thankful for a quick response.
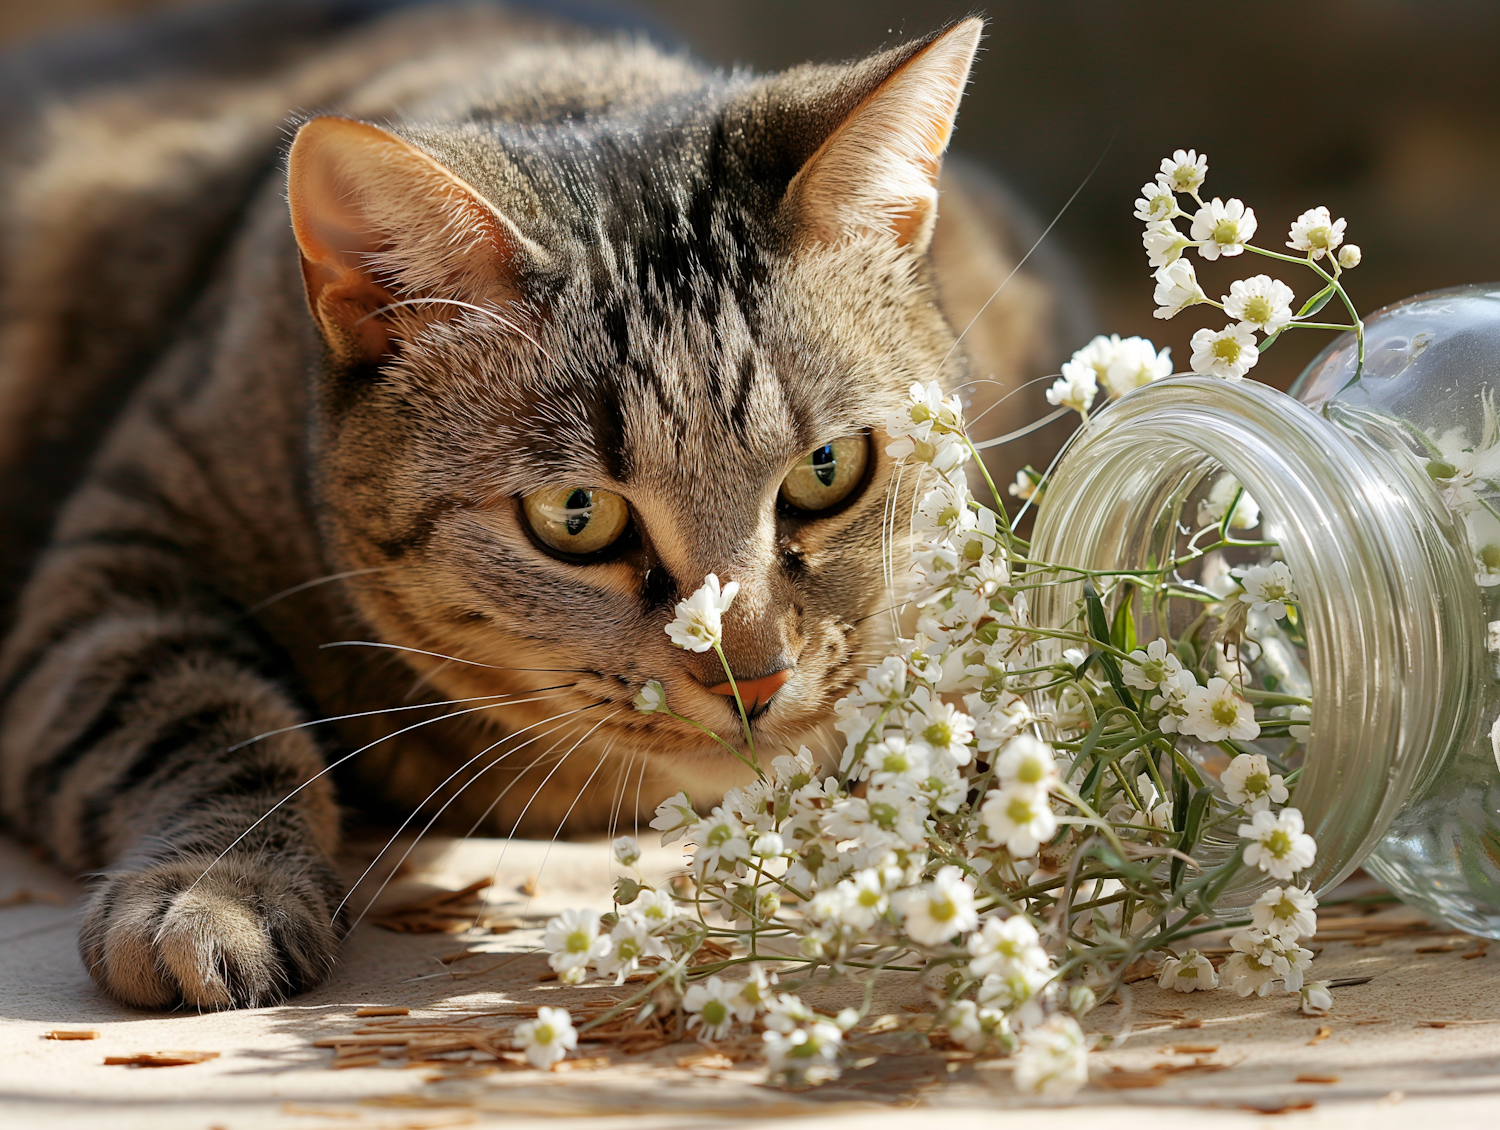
[712,640,760,775]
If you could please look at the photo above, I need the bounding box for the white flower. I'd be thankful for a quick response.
[665,573,739,652]
[1134,181,1180,223]
[966,692,1032,753]
[1337,244,1361,269]
[857,733,930,787]
[763,1020,844,1086]
[909,691,974,767]
[1009,467,1042,501]
[1142,220,1192,269]
[995,734,1058,791]
[1152,258,1208,319]
[1179,677,1260,742]
[764,991,816,1034]
[1238,560,1297,619]
[1156,148,1208,195]
[1221,929,1283,997]
[1240,807,1317,880]
[728,964,775,1022]
[1287,206,1346,260]
[978,783,1058,857]
[542,908,610,982]
[914,478,976,543]
[1158,949,1218,992]
[966,914,1049,979]
[632,679,665,714]
[1289,704,1311,743]
[1013,1015,1089,1096]
[836,868,893,929]
[649,790,696,845]
[1252,885,1318,942]
[634,887,678,924]
[690,809,751,871]
[1300,980,1334,1015]
[514,1006,577,1069]
[1190,197,1257,260]
[1046,366,1096,416]
[1122,638,1184,691]
[1198,473,1260,530]
[752,830,786,859]
[612,835,641,867]
[1222,752,1289,813]
[892,865,978,946]
[596,912,668,984]
[1148,668,1198,732]
[1223,275,1294,335]
[1223,928,1313,996]
[886,380,963,441]
[1190,324,1260,380]
[683,975,739,1040]
[1103,336,1173,396]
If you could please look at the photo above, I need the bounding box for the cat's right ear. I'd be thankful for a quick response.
[287,116,542,365]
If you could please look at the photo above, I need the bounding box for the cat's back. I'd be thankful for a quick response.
[0,0,590,625]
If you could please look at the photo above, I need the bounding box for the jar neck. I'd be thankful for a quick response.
[1030,376,1483,898]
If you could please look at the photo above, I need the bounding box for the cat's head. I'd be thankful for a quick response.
[285,20,982,810]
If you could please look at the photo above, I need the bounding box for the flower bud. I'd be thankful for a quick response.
[612,835,641,867]
[1337,243,1361,269]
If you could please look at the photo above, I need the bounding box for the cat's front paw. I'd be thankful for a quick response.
[79,853,343,1009]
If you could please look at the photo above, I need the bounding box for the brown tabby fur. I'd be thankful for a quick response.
[0,1,1080,1009]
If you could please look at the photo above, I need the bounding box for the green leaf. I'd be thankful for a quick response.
[1082,583,1138,711]
[1296,283,1335,319]
[1170,786,1213,890]
[1257,328,1283,355]
[1110,584,1138,654]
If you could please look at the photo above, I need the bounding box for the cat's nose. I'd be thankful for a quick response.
[707,668,792,714]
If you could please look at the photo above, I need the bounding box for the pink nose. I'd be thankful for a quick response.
[707,669,792,712]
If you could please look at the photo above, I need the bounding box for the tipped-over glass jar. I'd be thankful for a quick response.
[1031,283,1500,936]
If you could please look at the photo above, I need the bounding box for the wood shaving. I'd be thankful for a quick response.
[104,1051,219,1067]
[355,1006,410,1017]
[1308,1025,1332,1045]
[1296,1073,1340,1084]
[1241,1100,1316,1114]
[1463,940,1491,960]
[1094,1060,1226,1090]
[519,874,539,896]
[1169,1044,1218,1054]
[370,880,519,935]
[44,1029,98,1040]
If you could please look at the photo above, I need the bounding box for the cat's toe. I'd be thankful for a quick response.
[80,854,342,1010]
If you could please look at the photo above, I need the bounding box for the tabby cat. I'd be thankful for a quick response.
[0,1,1076,1010]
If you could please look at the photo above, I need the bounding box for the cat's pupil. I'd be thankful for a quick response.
[812,445,837,487]
[564,488,592,535]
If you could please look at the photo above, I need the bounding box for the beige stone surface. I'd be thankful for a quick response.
[4,830,1500,1129]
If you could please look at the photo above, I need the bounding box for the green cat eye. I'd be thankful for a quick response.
[522,486,630,556]
[780,434,869,512]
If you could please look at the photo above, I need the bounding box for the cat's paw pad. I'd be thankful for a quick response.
[80,854,341,1009]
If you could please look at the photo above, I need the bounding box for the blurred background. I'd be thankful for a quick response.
[3,0,1496,396]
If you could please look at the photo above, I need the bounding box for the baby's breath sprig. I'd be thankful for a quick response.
[519,147,1357,1094]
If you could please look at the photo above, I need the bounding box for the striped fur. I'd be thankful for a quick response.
[0,3,1078,1009]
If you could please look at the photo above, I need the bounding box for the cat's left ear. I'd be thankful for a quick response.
[780,18,983,254]
[287,116,545,365]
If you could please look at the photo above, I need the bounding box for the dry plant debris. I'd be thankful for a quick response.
[43,1030,98,1040]
[370,880,520,935]
[103,1051,220,1067]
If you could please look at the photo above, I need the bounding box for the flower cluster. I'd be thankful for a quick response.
[1133,149,1365,386]
[519,148,1346,1098]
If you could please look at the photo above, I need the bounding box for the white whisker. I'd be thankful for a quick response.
[321,639,588,674]
[242,568,386,616]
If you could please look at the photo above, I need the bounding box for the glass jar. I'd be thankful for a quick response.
[1029,284,1500,936]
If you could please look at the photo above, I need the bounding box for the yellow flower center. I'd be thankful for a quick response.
[702,1000,728,1027]
[1211,698,1239,726]
[1243,296,1272,324]
[924,721,954,747]
[1244,771,1269,795]
[1265,829,1292,858]
[1212,337,1242,364]
[1007,796,1036,824]
[1213,219,1240,245]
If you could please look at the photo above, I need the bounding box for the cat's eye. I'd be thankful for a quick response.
[779,434,869,512]
[521,486,630,556]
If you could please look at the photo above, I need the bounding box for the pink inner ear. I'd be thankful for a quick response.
[782,19,981,250]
